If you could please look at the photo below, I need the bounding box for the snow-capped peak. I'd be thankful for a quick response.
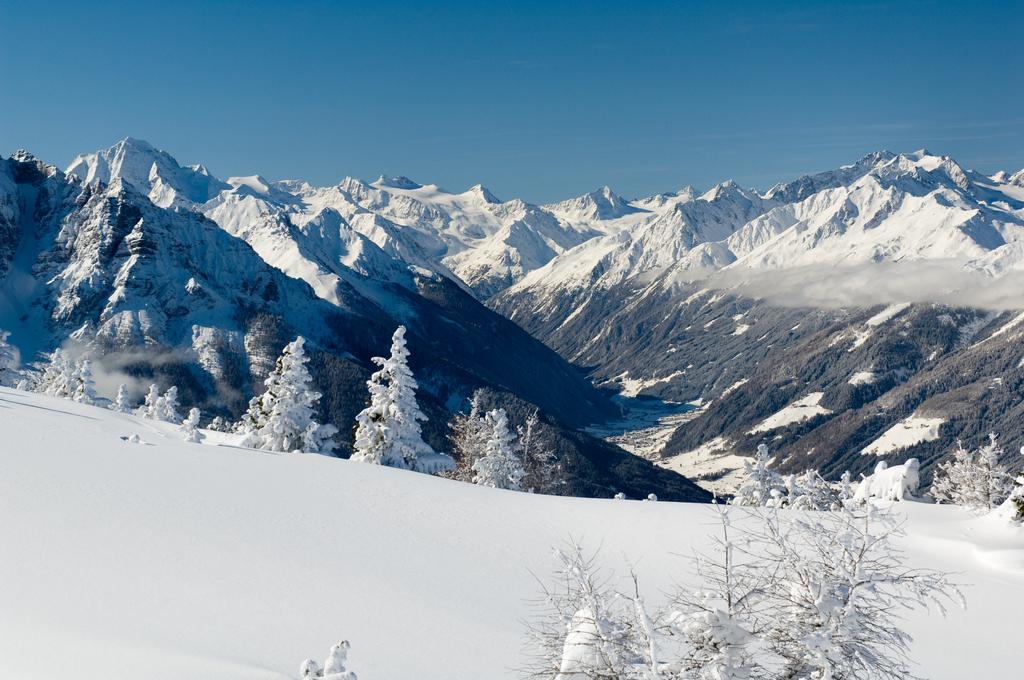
[546,185,639,221]
[66,137,228,208]
[372,175,423,190]
[462,183,500,204]
[698,179,749,202]
[226,175,273,195]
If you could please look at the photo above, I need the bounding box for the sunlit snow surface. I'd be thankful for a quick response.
[862,415,946,456]
[747,392,833,434]
[1,387,1023,679]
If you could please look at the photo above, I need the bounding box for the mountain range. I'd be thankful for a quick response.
[5,137,1024,495]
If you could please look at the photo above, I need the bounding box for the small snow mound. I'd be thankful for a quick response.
[853,459,921,502]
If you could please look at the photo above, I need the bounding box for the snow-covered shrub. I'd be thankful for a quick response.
[524,543,659,679]
[778,469,843,510]
[742,506,962,679]
[729,443,784,506]
[669,507,759,680]
[472,408,525,490]
[528,507,964,680]
[110,384,133,413]
[179,407,205,443]
[839,469,854,502]
[351,326,453,473]
[300,640,357,679]
[236,336,337,454]
[207,416,230,432]
[853,458,921,502]
[931,435,1013,511]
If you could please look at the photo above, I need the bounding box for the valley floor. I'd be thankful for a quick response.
[1,387,1022,679]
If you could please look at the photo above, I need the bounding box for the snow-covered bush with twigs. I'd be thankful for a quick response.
[527,505,963,679]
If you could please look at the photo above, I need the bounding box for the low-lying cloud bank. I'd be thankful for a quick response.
[678,260,1024,310]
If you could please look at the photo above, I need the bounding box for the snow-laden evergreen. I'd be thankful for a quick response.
[110,383,133,413]
[139,384,161,420]
[157,386,181,423]
[471,408,525,490]
[72,359,97,405]
[179,408,205,443]
[351,326,453,473]
[931,435,1013,511]
[729,443,783,506]
[37,348,76,399]
[236,336,337,454]
[518,408,563,494]
[138,384,182,423]
[447,391,488,482]
[0,330,20,386]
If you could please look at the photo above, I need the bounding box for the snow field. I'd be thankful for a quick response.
[1,387,1023,679]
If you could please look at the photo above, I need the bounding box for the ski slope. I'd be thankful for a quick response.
[1,387,1022,679]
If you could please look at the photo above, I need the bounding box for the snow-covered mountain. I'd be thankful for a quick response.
[498,149,1024,326]
[65,139,604,299]
[10,137,1024,494]
[0,146,722,501]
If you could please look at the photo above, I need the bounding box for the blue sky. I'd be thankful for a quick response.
[2,1,1022,203]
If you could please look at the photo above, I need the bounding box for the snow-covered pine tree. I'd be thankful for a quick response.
[72,359,97,405]
[729,443,783,506]
[138,384,161,420]
[446,391,489,482]
[351,326,453,473]
[0,329,20,386]
[157,385,182,423]
[110,384,133,413]
[471,408,525,490]
[237,336,336,454]
[38,348,75,399]
[179,407,205,443]
[519,408,563,494]
[999,464,1024,523]
[931,435,1013,511]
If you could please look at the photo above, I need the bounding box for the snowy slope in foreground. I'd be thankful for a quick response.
[2,387,1023,680]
